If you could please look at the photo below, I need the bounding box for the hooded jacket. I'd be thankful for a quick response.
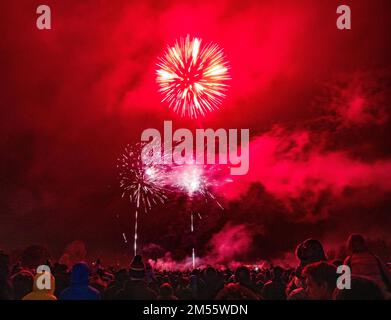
[23,273,57,300]
[59,262,100,300]
[345,252,391,298]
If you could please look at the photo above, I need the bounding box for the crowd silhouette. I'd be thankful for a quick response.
[1,234,390,300]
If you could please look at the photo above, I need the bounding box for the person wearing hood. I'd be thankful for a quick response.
[344,234,391,298]
[286,239,327,300]
[60,262,101,300]
[23,272,57,300]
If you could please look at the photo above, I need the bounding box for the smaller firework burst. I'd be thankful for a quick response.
[170,163,229,269]
[118,142,168,211]
[171,162,229,209]
[118,142,169,255]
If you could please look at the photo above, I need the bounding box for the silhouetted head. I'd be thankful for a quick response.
[296,239,327,268]
[303,262,337,300]
[115,269,128,283]
[273,266,284,280]
[129,255,145,280]
[11,270,34,300]
[71,262,90,286]
[159,283,174,297]
[347,234,368,254]
[204,267,217,280]
[334,276,384,300]
[235,266,251,284]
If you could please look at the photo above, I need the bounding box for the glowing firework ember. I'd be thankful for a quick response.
[157,35,231,118]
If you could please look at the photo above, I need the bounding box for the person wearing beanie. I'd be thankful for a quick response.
[286,239,327,300]
[129,255,146,280]
[59,262,101,300]
[296,239,327,269]
[116,255,157,300]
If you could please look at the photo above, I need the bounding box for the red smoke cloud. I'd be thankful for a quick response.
[148,223,254,270]
[327,71,389,127]
[224,127,391,203]
[204,223,253,264]
[218,70,391,221]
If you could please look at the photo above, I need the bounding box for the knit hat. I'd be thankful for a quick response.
[129,255,146,280]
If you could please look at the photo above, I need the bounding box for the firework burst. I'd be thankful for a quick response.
[170,162,229,268]
[117,141,231,259]
[118,142,168,255]
[157,35,231,118]
[171,163,230,209]
[118,143,167,211]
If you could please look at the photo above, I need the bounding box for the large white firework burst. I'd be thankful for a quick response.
[156,35,231,119]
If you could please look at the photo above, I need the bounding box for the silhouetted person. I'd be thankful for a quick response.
[216,282,258,300]
[175,276,193,300]
[202,267,224,299]
[189,270,206,300]
[11,270,34,300]
[52,263,70,297]
[116,255,157,300]
[287,239,327,300]
[60,262,101,300]
[23,272,57,300]
[334,275,384,300]
[233,266,260,300]
[302,262,337,300]
[103,268,128,300]
[344,234,391,298]
[0,252,13,300]
[262,266,287,300]
[158,283,178,300]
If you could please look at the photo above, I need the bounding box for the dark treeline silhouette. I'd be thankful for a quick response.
[1,234,390,300]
